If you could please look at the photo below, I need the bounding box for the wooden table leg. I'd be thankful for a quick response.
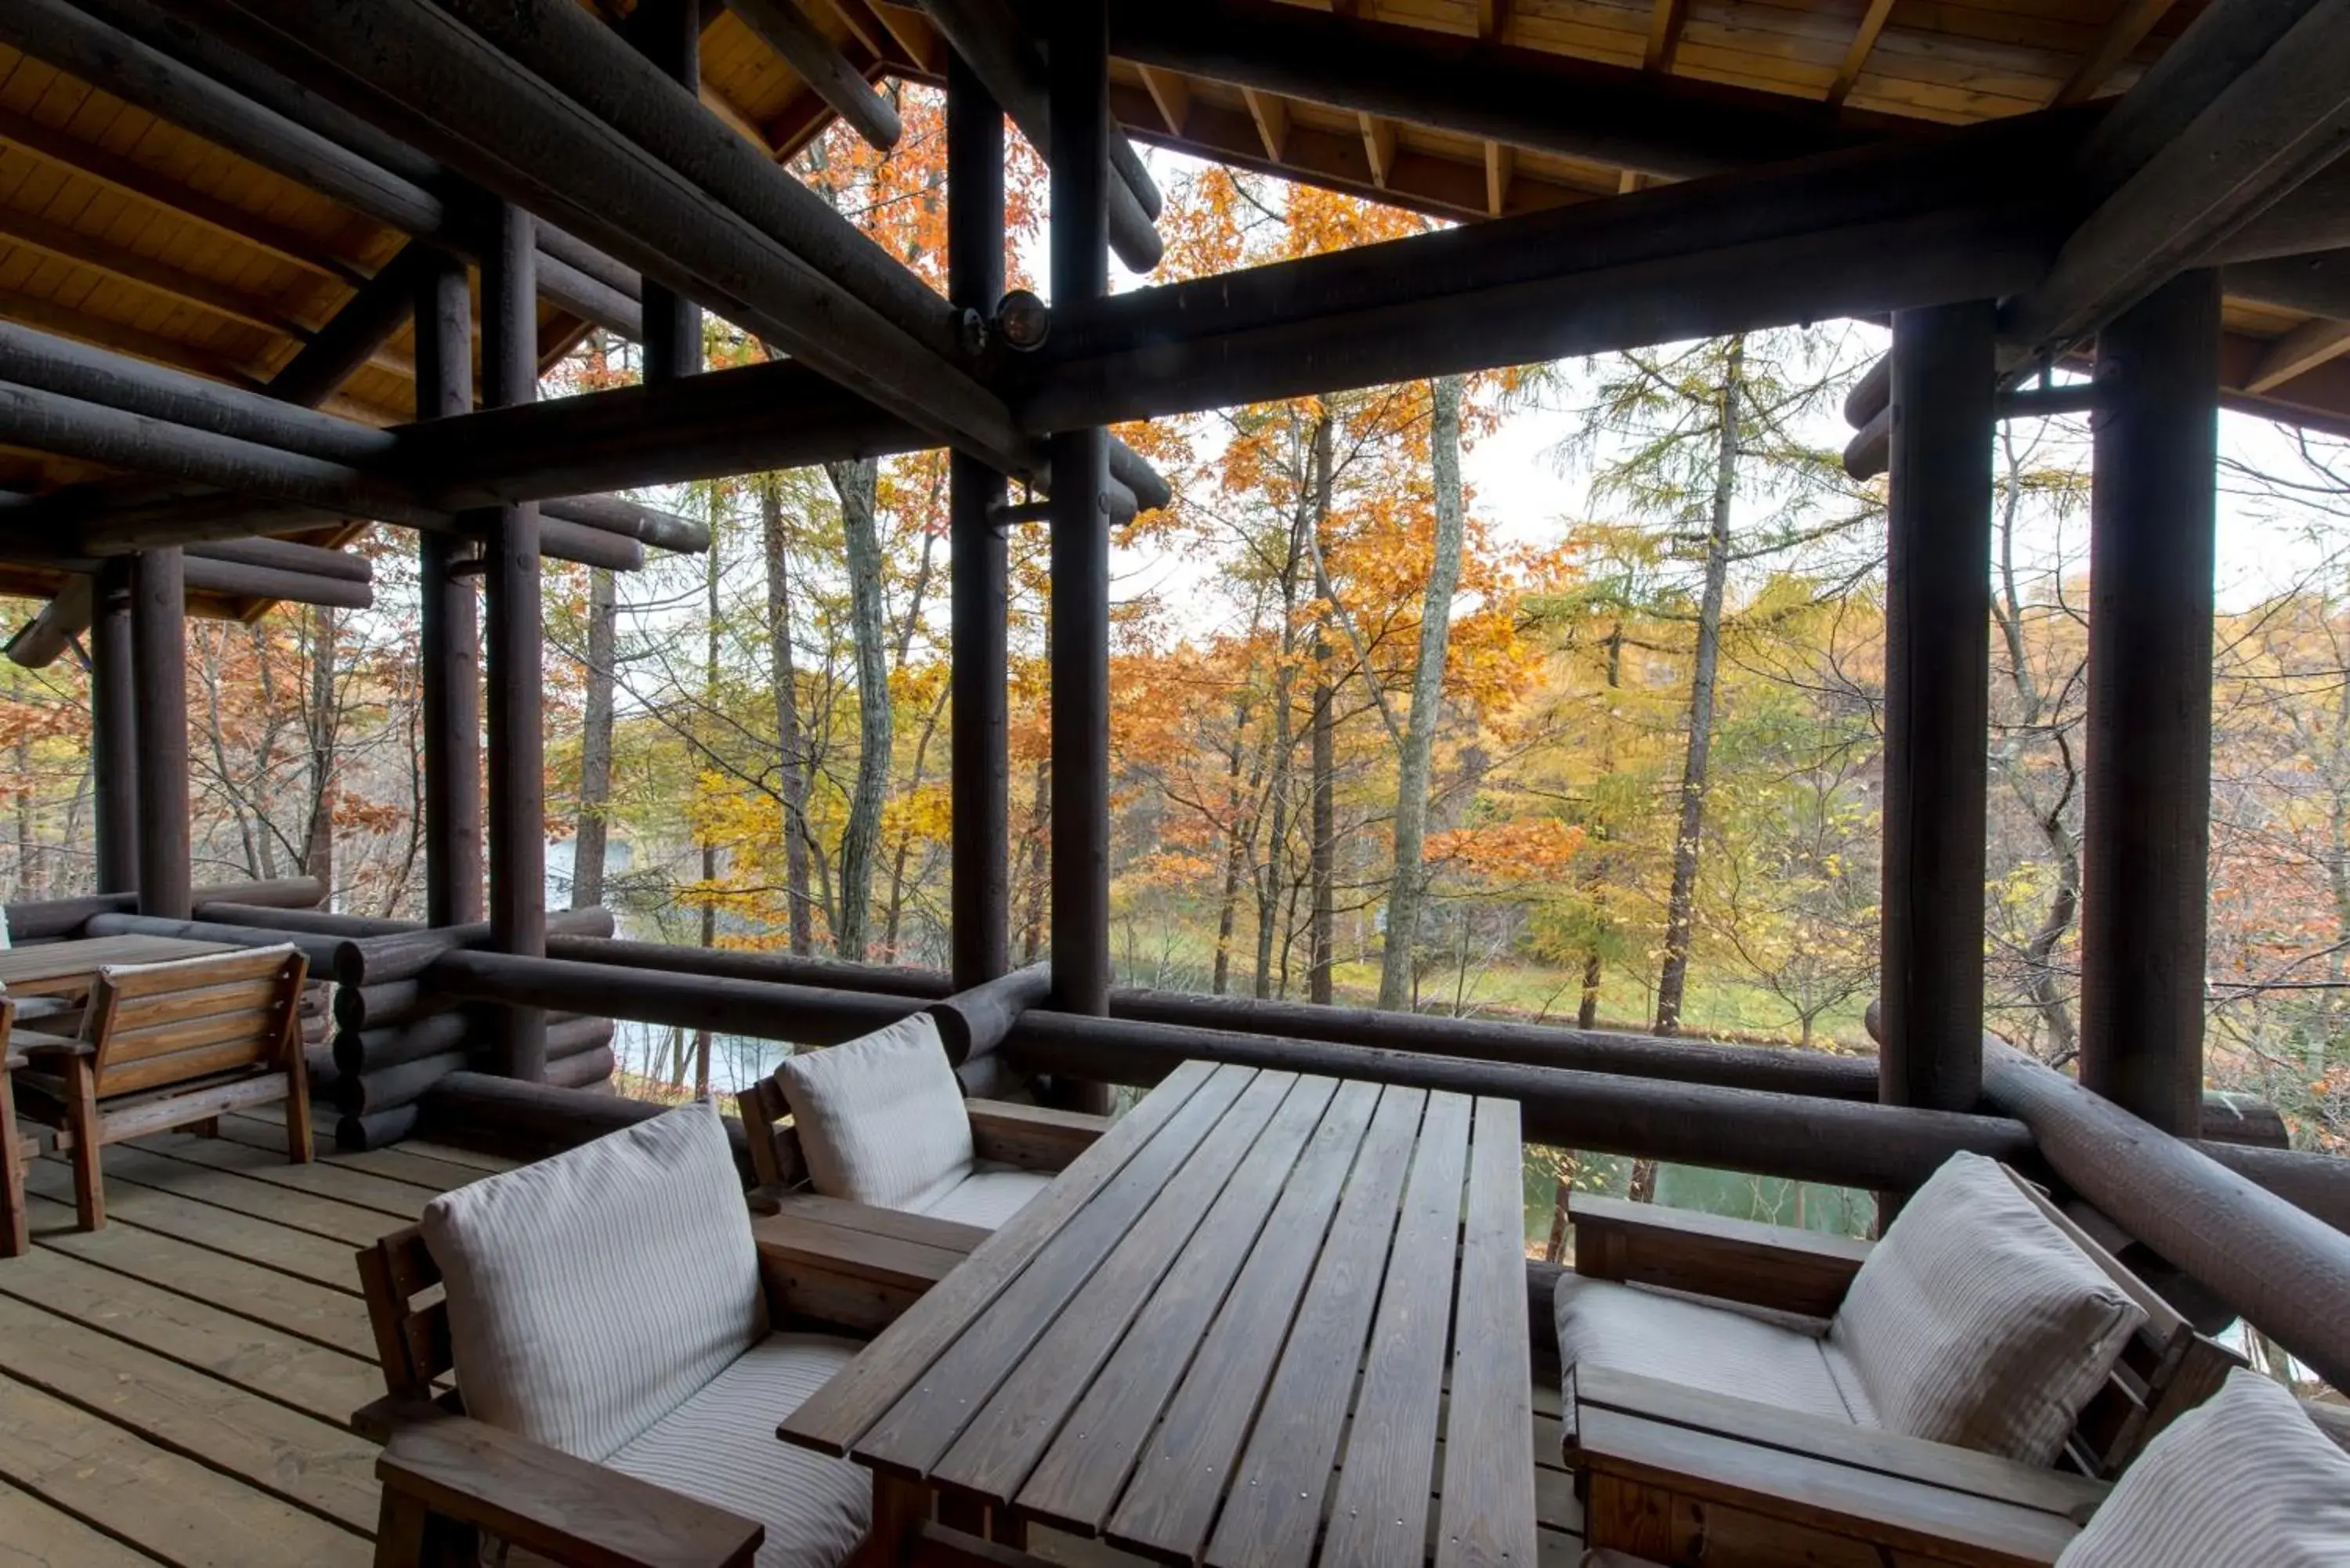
[1,1060,26,1259]
[852,1472,932,1566]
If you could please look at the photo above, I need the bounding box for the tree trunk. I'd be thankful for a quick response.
[573,566,616,909]
[883,681,950,959]
[1021,756,1050,963]
[12,735,38,901]
[1254,421,1313,1000]
[1309,417,1336,1006]
[1378,375,1469,1011]
[1211,695,1252,996]
[765,479,813,956]
[1654,337,1743,1035]
[302,602,337,899]
[1578,623,1624,1030]
[830,457,889,962]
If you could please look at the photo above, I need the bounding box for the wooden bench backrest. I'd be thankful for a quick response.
[357,1224,456,1405]
[88,948,308,1099]
[736,1076,807,1191]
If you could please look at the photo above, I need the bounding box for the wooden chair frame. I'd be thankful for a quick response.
[11,946,313,1231]
[2,999,27,1259]
[1558,1170,2243,1566]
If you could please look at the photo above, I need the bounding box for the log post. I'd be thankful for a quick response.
[949,51,1010,990]
[631,0,703,385]
[1045,0,1115,1114]
[2080,271,2221,1136]
[477,201,548,1080]
[1878,300,1994,1114]
[128,547,190,918]
[90,556,139,893]
[414,250,483,928]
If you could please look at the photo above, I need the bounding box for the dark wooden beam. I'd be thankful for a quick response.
[634,0,707,384]
[476,203,548,1079]
[1047,0,1114,1115]
[415,251,483,932]
[2225,245,2350,317]
[949,50,1010,991]
[264,243,439,408]
[919,0,1164,271]
[731,0,903,150]
[208,0,1039,479]
[2080,272,2221,1137]
[2003,0,2350,362]
[1103,0,1896,182]
[128,546,190,918]
[90,557,139,893]
[1879,301,1994,1115]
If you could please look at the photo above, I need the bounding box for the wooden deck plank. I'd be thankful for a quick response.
[930,1071,1304,1499]
[18,1157,362,1294]
[13,1188,373,1357]
[1104,1079,1384,1563]
[782,1060,1227,1457]
[85,1144,402,1246]
[1208,1086,1432,1568]
[1323,1092,1475,1568]
[0,1373,371,1567]
[855,1064,1261,1479]
[0,1475,164,1567]
[0,1235,381,1428]
[1015,1076,1340,1537]
[214,1114,485,1194]
[130,1134,430,1220]
[1434,1097,1538,1568]
[0,1292,379,1532]
[233,1103,518,1176]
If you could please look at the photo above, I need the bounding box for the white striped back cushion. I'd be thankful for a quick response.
[777,1013,974,1213]
[1828,1153,2143,1465]
[421,1100,765,1461]
[2057,1370,2350,1566]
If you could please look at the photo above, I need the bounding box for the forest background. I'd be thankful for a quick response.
[3,89,2348,1286]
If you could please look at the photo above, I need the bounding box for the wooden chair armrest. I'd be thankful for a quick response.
[754,1195,985,1333]
[15,1031,92,1061]
[378,1408,764,1568]
[1570,1194,1871,1317]
[1570,1367,2108,1521]
[2,1050,23,1072]
[966,1099,1108,1172]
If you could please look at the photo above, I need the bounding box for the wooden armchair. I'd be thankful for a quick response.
[1557,1165,2240,1568]
[3,999,27,1258]
[9,945,312,1230]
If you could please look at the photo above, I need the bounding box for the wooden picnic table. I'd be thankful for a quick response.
[779,1057,1538,1568]
[0,936,238,1003]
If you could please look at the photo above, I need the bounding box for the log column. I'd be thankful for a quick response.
[1879,301,1994,1115]
[477,202,548,1080]
[632,0,702,384]
[414,251,483,928]
[1047,0,1115,1111]
[950,52,1010,989]
[90,557,139,894]
[2080,271,2222,1136]
[128,548,189,918]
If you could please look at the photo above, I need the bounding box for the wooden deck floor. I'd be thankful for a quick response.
[0,1107,1582,1567]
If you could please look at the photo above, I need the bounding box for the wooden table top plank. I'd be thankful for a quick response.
[1104,1078,1385,1564]
[854,1064,1261,1479]
[780,1058,1227,1457]
[1203,1084,1430,1568]
[0,936,236,992]
[931,1071,1305,1501]
[1434,1097,1539,1568]
[1013,1075,1343,1538]
[1302,1089,1475,1568]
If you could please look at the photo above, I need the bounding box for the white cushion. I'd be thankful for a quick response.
[421,1100,764,1461]
[2056,1370,2350,1566]
[916,1163,1050,1229]
[1553,1274,1876,1427]
[778,1013,973,1213]
[1829,1153,2144,1465]
[607,1333,872,1568]
[1581,1554,1665,1568]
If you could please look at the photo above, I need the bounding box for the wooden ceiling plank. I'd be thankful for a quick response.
[1479,0,1513,44]
[1484,139,1513,215]
[2054,0,2180,106]
[732,0,902,150]
[1242,87,1290,162]
[866,4,942,74]
[823,0,894,58]
[0,103,363,286]
[0,199,302,341]
[1137,65,1191,137]
[2247,316,2350,394]
[0,287,258,386]
[1644,0,1689,72]
[1360,111,1396,190]
[1827,0,1901,107]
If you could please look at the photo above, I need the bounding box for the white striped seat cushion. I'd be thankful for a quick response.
[607,1333,871,1568]
[2056,1370,2350,1566]
[1829,1153,2145,1466]
[421,1101,765,1461]
[1553,1274,1878,1426]
[916,1163,1051,1229]
[779,1013,975,1214]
